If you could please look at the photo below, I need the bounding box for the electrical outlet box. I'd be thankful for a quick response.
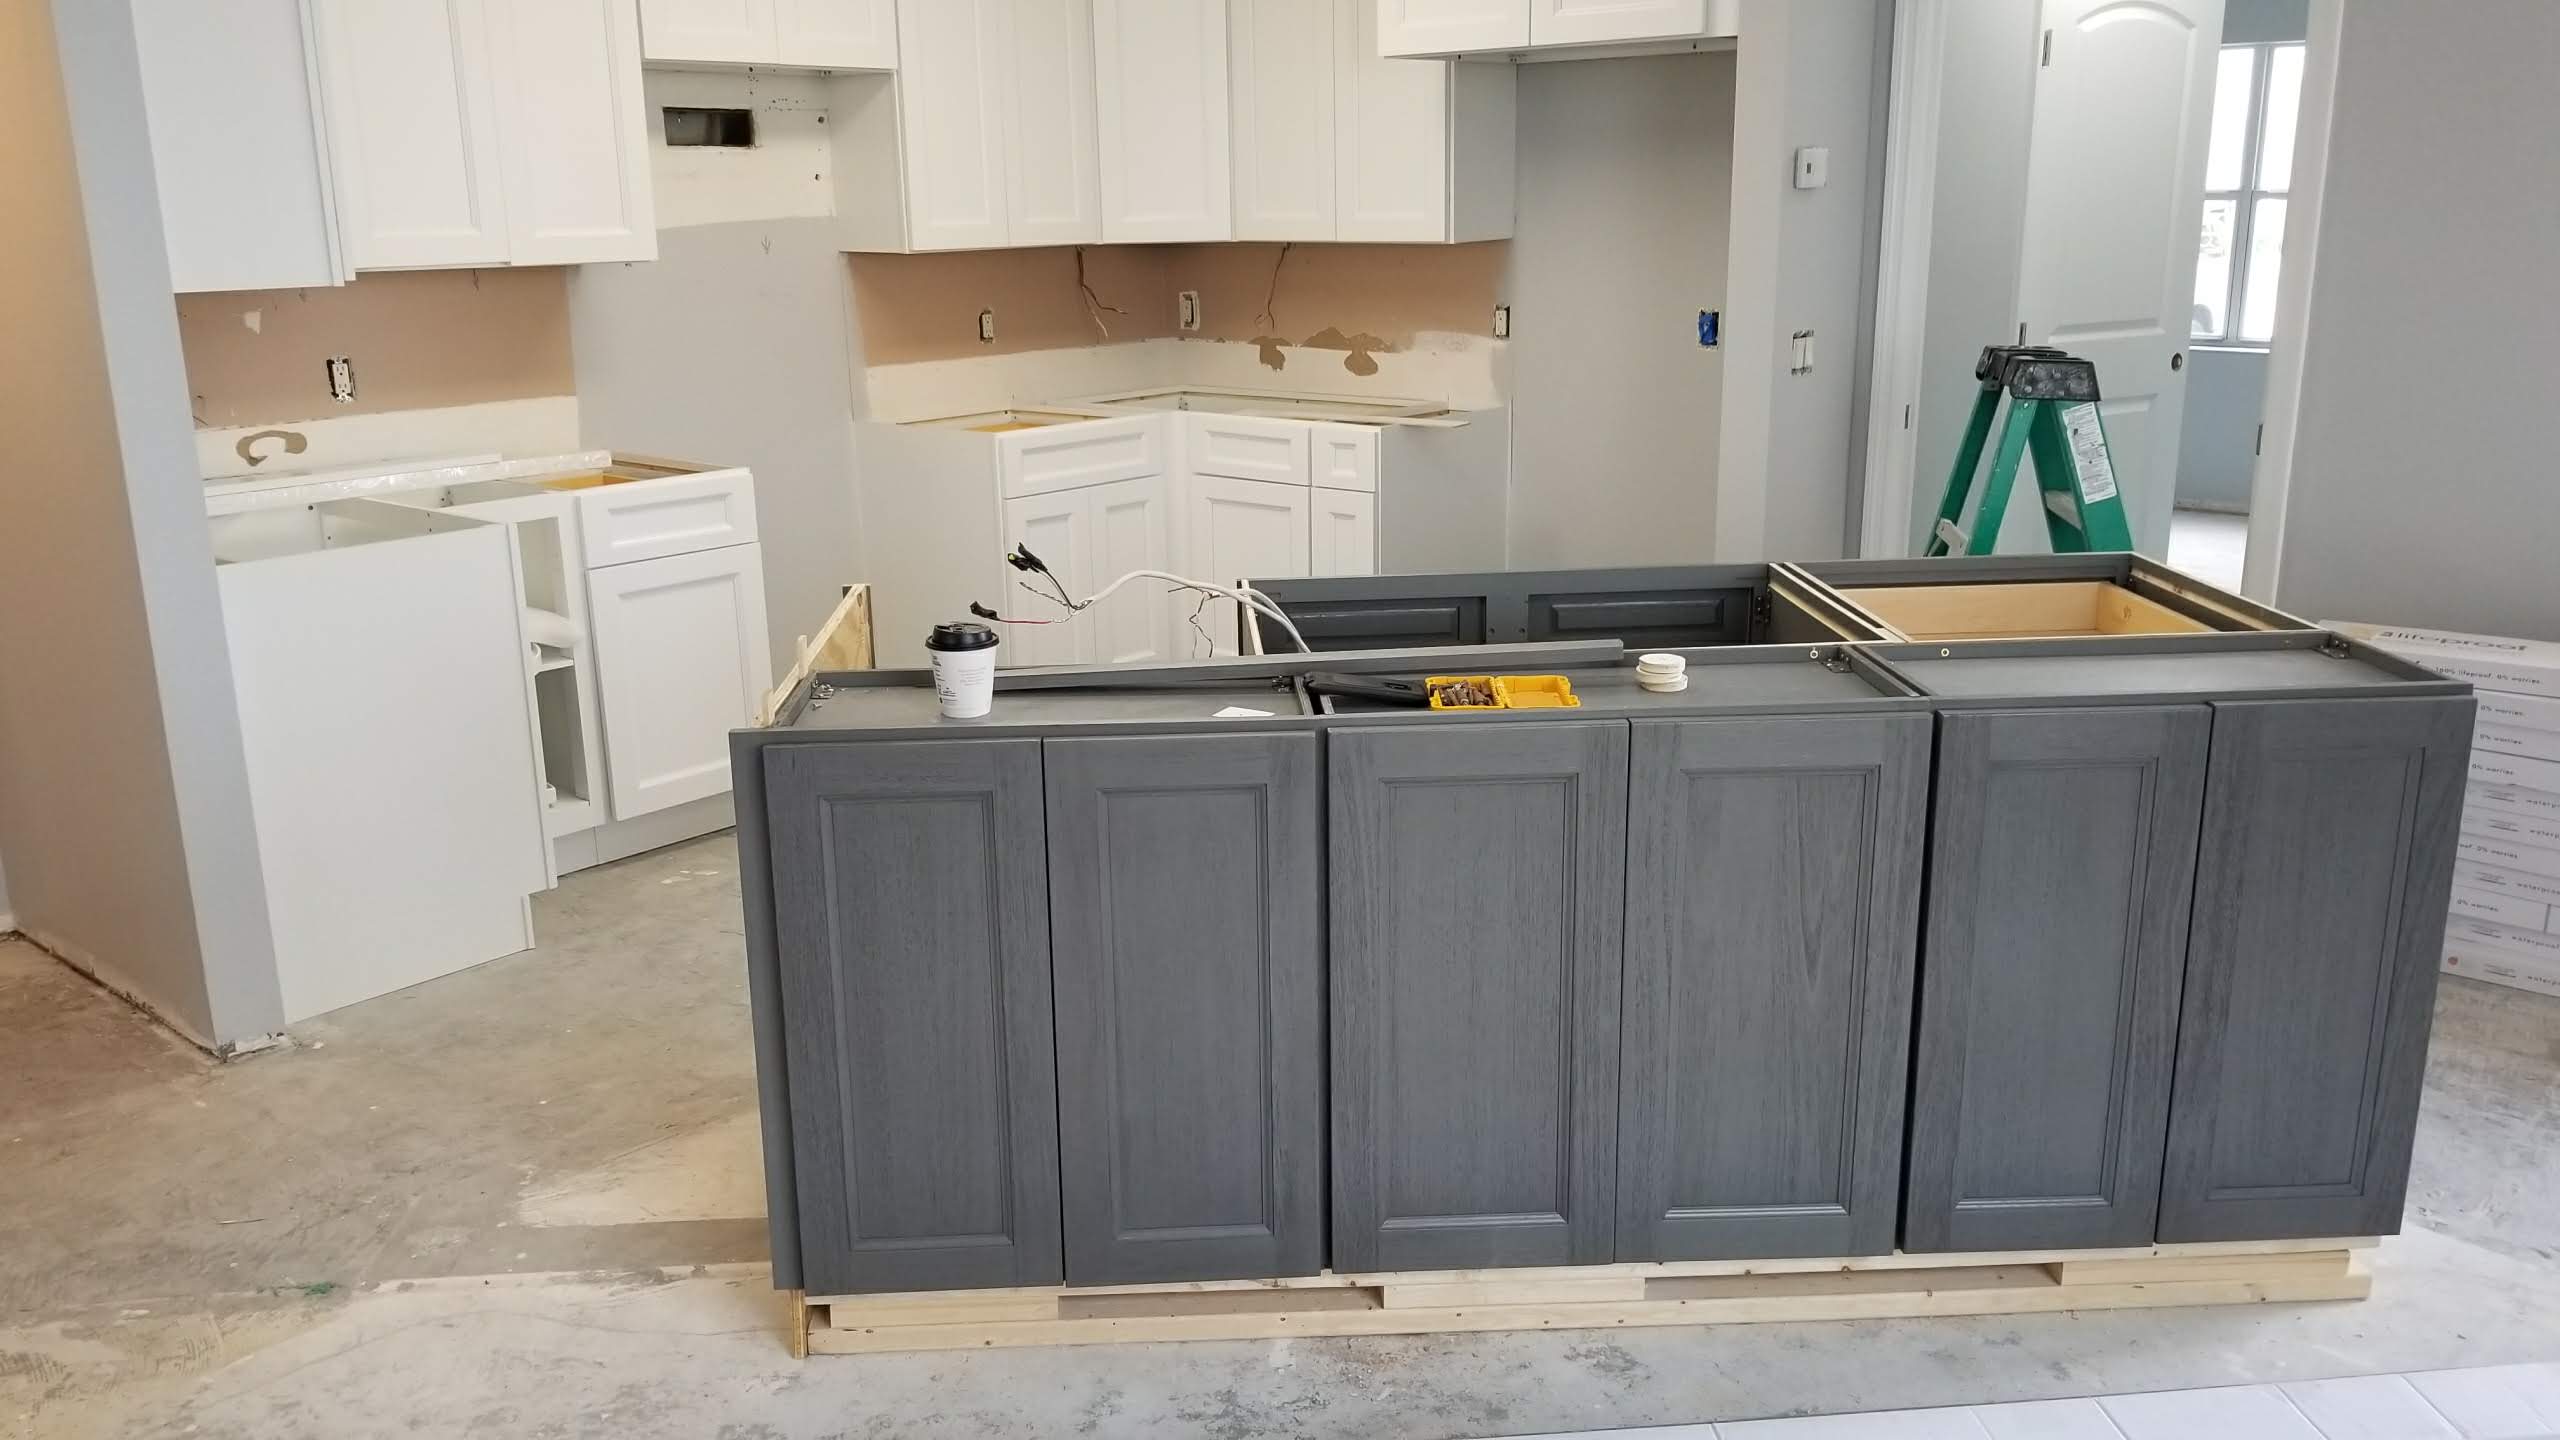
[325,355,357,404]
[1178,291,1201,331]
[1789,330,1815,374]
[1794,146,1829,190]
[978,309,996,344]
[1493,304,1511,339]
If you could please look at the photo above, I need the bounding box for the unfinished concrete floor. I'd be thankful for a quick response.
[4,832,2557,1440]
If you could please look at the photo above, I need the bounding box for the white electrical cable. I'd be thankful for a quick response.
[1043,567,1313,654]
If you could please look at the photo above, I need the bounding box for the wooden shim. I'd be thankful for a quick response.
[787,1289,809,1360]
[759,584,874,724]
[800,1242,2379,1356]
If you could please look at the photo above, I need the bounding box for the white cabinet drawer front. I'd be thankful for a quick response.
[1184,413,1311,485]
[577,470,760,568]
[998,416,1166,497]
[1310,487,1378,576]
[1309,421,1381,492]
[587,545,773,819]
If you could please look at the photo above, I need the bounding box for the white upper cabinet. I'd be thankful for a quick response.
[315,0,655,269]
[1233,0,1513,243]
[640,0,896,68]
[1528,0,1715,46]
[313,0,511,269]
[1001,0,1103,246]
[773,0,899,68]
[1377,0,1527,56]
[1094,0,1232,242]
[135,0,348,292]
[896,0,1011,249]
[638,0,772,63]
[489,0,658,265]
[1230,0,1338,241]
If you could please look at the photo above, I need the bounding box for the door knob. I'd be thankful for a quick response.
[2170,351,2185,372]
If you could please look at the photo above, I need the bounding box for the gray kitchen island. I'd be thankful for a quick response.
[732,561,2472,1354]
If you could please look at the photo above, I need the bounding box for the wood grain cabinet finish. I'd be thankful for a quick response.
[762,741,1062,1295]
[1904,706,2209,1252]
[1329,721,1629,1272]
[1616,715,1930,1261]
[2158,696,2473,1242]
[1044,734,1325,1285]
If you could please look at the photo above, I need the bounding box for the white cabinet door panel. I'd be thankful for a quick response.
[1087,475,1174,664]
[639,0,774,62]
[1231,0,1338,241]
[1377,0,1525,56]
[999,416,1167,497]
[588,545,774,819]
[1186,475,1309,656]
[1310,422,1381,492]
[894,0,1012,249]
[1003,0,1103,245]
[1337,0,1452,242]
[773,0,897,67]
[1094,0,1232,241]
[490,0,658,264]
[1527,0,1709,46]
[1311,487,1378,577]
[1185,413,1311,486]
[1000,491,1096,667]
[314,0,511,268]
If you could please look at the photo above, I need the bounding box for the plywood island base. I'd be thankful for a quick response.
[788,1238,2375,1357]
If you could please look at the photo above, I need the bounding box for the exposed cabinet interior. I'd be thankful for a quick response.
[1841,581,2217,642]
[1249,565,1885,653]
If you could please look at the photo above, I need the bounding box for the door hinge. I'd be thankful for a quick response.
[1752,591,1774,631]
[2041,28,2053,65]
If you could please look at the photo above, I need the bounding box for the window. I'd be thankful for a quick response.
[2193,42,2303,345]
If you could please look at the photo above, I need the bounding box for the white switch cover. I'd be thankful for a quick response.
[1794,147,1829,189]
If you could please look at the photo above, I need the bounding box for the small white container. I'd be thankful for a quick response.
[926,621,1000,719]
[1636,652,1688,693]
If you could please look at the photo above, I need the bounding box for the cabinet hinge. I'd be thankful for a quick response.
[1752,592,1774,631]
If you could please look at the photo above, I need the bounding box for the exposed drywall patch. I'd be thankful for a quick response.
[176,270,575,428]
[1296,325,1389,377]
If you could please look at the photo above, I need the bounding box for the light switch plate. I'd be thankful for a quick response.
[1794,146,1829,189]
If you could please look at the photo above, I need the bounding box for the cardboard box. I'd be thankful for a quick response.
[2459,860,2560,908]
[2450,885,2553,932]
[2474,723,2560,766]
[2443,939,2560,1000]
[2472,749,2560,795]
[2468,807,2560,854]
[2329,621,2560,697]
[2461,828,2560,879]
[2470,783,2560,826]
[2477,689,2560,735]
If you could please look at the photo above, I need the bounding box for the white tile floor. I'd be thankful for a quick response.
[2166,506,2250,591]
[1507,1363,2560,1440]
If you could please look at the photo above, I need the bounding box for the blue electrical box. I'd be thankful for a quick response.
[1698,309,1720,348]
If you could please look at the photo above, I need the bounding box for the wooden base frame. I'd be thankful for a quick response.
[793,1238,2374,1356]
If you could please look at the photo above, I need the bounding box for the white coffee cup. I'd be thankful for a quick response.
[925,621,1000,719]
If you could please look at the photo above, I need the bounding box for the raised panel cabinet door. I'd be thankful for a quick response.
[1047,733,1324,1284]
[773,0,897,67]
[2159,696,2473,1242]
[1094,0,1234,241]
[1526,0,1710,47]
[1617,714,1929,1261]
[1230,0,1339,241]
[1903,706,2208,1252]
[488,0,659,264]
[1185,476,1310,656]
[1085,475,1173,664]
[1000,491,1095,667]
[1331,720,1629,1271]
[1309,488,1378,578]
[312,0,511,268]
[638,0,775,62]
[1377,0,1527,56]
[893,0,1011,249]
[1337,0,1451,242]
[586,544,775,818]
[763,740,1062,1294]
[1002,0,1102,245]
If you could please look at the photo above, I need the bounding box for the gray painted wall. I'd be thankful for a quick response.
[0,0,283,1044]
[1504,54,1734,568]
[567,220,867,677]
[2273,1,2560,639]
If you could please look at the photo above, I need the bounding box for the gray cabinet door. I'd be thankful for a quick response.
[762,741,1062,1295]
[2159,696,2472,1242]
[1904,706,2210,1252]
[1045,733,1325,1285]
[1616,714,1930,1261]
[1330,720,1629,1272]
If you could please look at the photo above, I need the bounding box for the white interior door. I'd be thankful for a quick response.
[1184,475,1309,656]
[2014,0,2223,555]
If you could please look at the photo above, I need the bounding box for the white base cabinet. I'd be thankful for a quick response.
[1185,476,1312,656]
[587,543,775,818]
[1311,487,1379,577]
[1003,474,1176,667]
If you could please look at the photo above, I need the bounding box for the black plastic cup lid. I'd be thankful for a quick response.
[926,621,999,652]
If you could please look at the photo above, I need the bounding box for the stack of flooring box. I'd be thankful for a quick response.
[2334,622,2560,998]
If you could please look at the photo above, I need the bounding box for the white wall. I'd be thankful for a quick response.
[2268,0,2560,639]
[1504,54,1734,568]
[0,0,282,1045]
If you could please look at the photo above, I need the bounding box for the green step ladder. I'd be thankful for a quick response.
[1926,344,2133,556]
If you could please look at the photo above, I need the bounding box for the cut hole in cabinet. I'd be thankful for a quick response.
[1841,581,2217,642]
